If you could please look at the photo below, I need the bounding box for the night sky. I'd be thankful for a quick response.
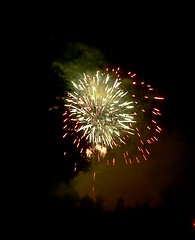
[47,4,195,237]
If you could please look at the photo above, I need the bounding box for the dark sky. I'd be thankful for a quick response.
[47,5,194,211]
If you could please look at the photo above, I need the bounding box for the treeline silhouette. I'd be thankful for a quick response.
[47,191,194,239]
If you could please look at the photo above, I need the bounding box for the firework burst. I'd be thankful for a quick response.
[62,67,164,167]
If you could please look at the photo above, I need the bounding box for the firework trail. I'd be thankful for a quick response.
[62,67,164,171]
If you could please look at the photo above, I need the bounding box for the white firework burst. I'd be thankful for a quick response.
[64,69,136,154]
